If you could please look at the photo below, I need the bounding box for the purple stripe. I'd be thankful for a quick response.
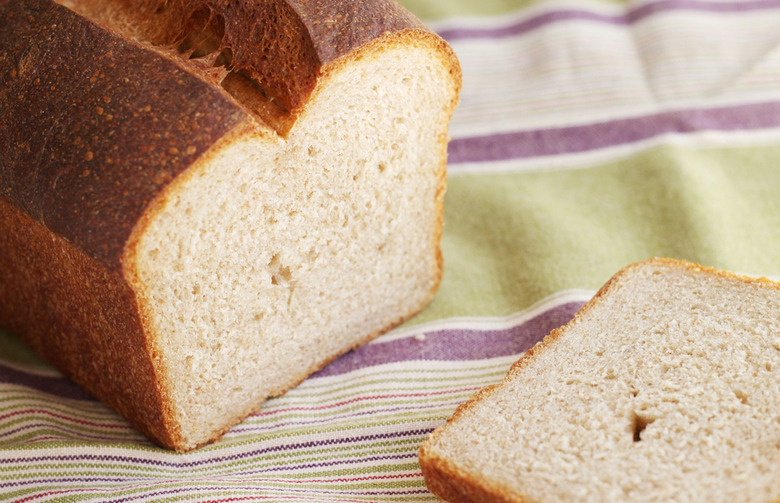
[439,0,780,40]
[448,102,780,164]
[314,301,582,378]
[0,427,434,467]
[0,362,96,402]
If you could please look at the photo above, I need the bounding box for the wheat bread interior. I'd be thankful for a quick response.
[126,41,454,449]
[420,259,780,503]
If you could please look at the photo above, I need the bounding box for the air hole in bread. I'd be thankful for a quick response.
[220,71,291,134]
[733,388,750,405]
[214,48,232,68]
[268,253,292,286]
[273,266,292,286]
[631,412,654,442]
[268,253,281,268]
[176,7,225,59]
[93,0,294,135]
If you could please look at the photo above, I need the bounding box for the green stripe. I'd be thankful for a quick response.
[0,397,128,420]
[399,0,627,21]
[413,143,780,324]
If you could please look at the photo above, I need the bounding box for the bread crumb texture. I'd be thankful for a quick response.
[423,259,780,503]
[131,40,454,449]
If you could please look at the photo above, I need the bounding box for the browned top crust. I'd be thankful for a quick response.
[0,0,247,270]
[91,0,428,113]
[1,0,437,270]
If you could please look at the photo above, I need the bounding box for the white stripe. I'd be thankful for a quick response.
[446,9,780,138]
[374,289,593,344]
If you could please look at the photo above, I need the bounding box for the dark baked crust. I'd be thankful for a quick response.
[0,198,176,447]
[0,0,247,269]
[75,0,428,114]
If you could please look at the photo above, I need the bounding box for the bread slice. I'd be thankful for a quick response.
[0,0,460,451]
[420,258,780,503]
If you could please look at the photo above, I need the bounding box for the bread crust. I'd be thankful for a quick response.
[0,0,249,269]
[419,258,780,503]
[0,198,176,447]
[68,0,429,114]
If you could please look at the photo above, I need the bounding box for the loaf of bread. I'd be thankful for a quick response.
[420,258,780,502]
[0,0,460,451]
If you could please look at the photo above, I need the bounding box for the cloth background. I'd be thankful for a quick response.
[4,0,780,500]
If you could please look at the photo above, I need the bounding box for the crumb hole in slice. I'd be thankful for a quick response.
[733,388,749,405]
[632,412,654,442]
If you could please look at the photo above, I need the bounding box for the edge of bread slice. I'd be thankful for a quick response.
[420,258,780,503]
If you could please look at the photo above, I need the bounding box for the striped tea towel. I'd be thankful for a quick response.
[5,0,780,500]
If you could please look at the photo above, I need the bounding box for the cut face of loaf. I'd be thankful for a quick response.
[420,259,780,503]
[0,0,460,451]
[128,41,454,449]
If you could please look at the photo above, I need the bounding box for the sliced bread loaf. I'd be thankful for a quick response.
[420,258,780,503]
[0,0,460,451]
